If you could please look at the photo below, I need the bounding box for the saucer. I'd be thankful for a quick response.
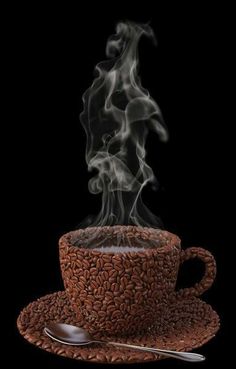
[17,291,219,364]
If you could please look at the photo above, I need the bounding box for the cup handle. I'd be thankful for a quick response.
[176,247,216,298]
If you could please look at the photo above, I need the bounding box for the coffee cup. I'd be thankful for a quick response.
[59,226,216,335]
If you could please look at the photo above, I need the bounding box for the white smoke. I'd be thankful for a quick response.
[80,21,168,230]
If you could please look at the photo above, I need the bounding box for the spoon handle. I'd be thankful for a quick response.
[107,341,205,362]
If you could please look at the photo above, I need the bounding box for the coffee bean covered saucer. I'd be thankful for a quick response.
[17,291,219,364]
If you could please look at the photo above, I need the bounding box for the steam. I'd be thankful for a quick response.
[80,21,168,230]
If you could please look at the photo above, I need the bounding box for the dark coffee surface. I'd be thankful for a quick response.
[70,226,173,249]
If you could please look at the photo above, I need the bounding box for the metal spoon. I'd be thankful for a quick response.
[44,323,205,362]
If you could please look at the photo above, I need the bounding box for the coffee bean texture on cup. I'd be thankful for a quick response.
[59,226,216,336]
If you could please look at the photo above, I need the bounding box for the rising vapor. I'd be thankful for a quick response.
[80,21,168,231]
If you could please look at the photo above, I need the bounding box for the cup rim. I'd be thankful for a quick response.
[59,226,181,256]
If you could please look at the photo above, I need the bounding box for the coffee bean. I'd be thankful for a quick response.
[104,263,113,271]
[98,310,106,317]
[84,300,93,308]
[96,275,103,285]
[120,276,128,286]
[134,291,143,303]
[83,259,90,269]
[133,266,141,275]
[101,271,109,281]
[114,263,123,271]
[71,276,78,283]
[126,283,134,290]
[79,276,86,284]
[124,290,133,298]
[108,269,118,278]
[90,280,97,289]
[108,277,117,284]
[123,260,130,269]
[86,295,94,302]
[104,281,111,290]
[98,286,105,296]
[90,267,98,276]
[76,260,82,269]
[111,310,122,320]
[110,283,118,292]
[84,269,90,279]
[107,304,116,313]
[96,259,104,269]
[113,291,120,297]
[131,275,140,284]
[78,269,84,277]
[142,261,148,271]
[102,254,112,263]
[78,281,85,290]
[105,291,113,298]
[114,296,123,305]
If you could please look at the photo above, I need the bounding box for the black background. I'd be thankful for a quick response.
[7,3,232,368]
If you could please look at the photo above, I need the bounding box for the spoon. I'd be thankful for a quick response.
[44,323,205,362]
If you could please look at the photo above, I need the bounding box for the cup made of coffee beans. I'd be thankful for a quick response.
[59,226,216,336]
